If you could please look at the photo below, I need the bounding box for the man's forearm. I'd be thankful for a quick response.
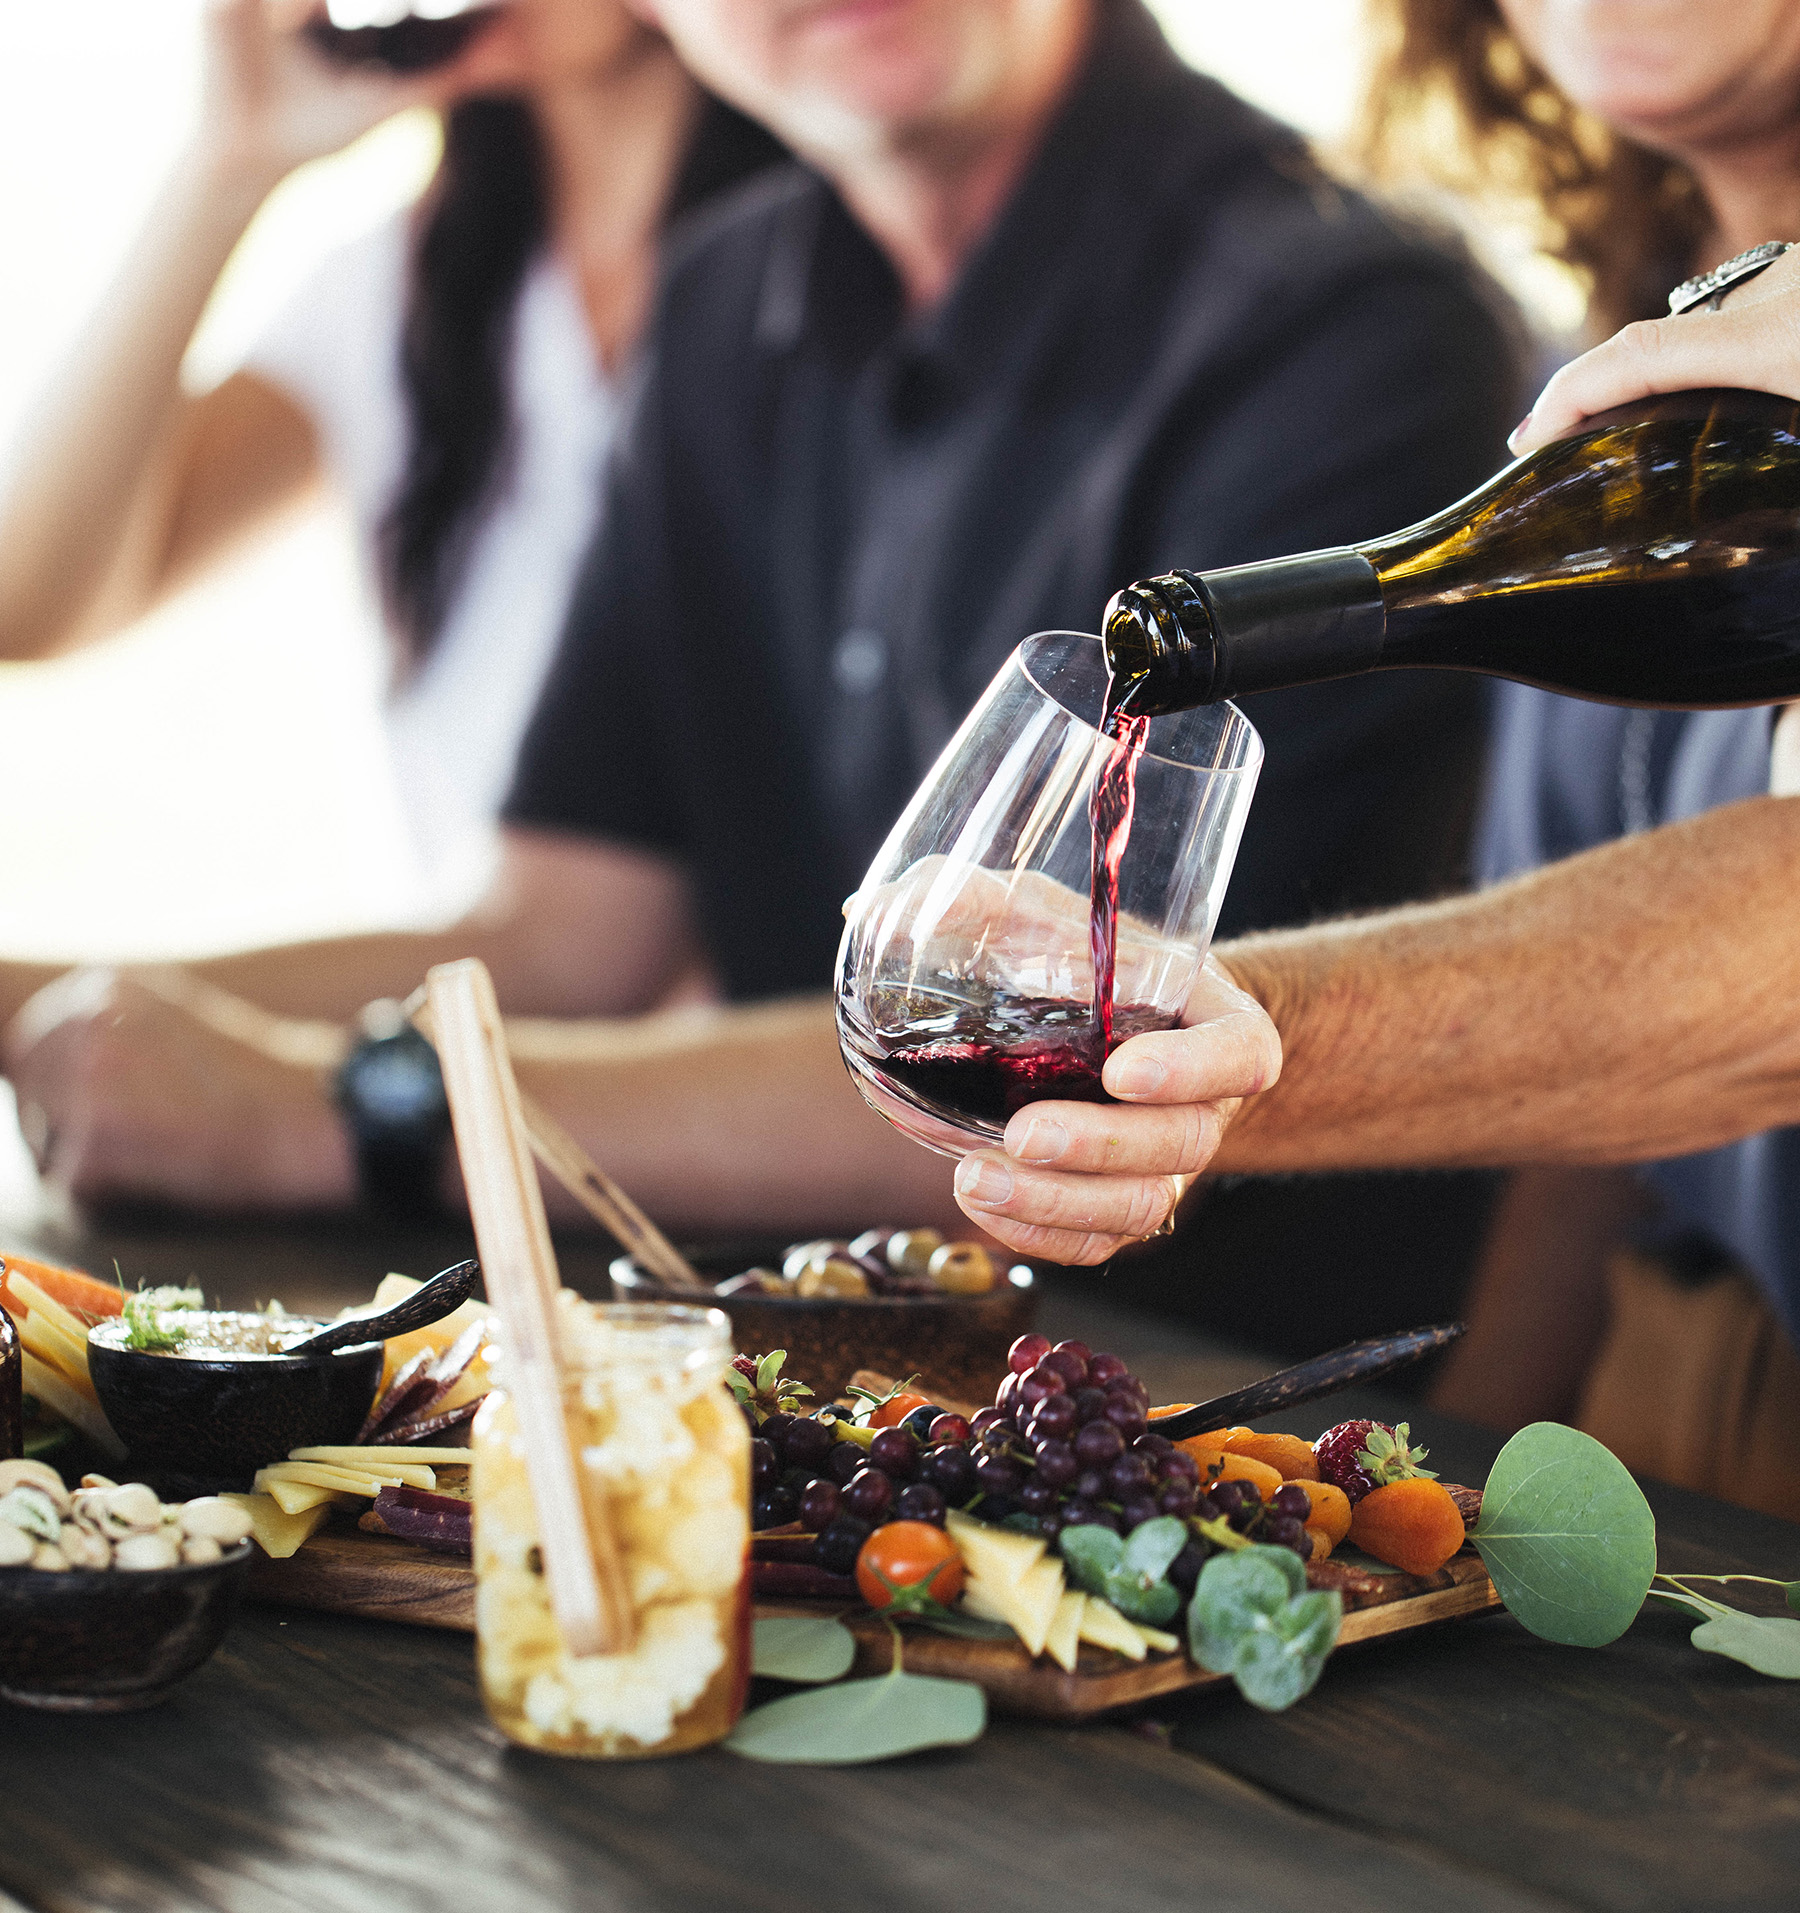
[517,995,969,1239]
[1217,794,1800,1172]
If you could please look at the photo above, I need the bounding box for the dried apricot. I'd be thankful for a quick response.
[1347,1477,1466,1576]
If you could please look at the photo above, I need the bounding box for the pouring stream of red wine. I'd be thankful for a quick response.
[1088,702,1150,1050]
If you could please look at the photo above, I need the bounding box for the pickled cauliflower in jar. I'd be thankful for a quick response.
[473,1298,749,1758]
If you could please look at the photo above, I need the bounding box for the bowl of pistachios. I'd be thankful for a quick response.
[609,1227,1038,1401]
[0,1460,255,1711]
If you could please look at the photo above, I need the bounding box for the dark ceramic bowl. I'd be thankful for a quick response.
[89,1317,384,1491]
[609,1246,1037,1403]
[0,1541,253,1712]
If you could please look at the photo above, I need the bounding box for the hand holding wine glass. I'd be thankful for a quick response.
[947,953,1282,1265]
[835,629,1264,1263]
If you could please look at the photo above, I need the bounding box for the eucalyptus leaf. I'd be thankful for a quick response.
[1786,1583,1800,1617]
[1121,1516,1187,1585]
[1472,1421,1656,1647]
[1103,1568,1182,1626]
[1057,1523,1125,1596]
[1689,1611,1800,1678]
[1650,1586,1800,1678]
[1188,1545,1340,1712]
[903,1609,1020,1643]
[751,1616,856,1684]
[726,1669,986,1764]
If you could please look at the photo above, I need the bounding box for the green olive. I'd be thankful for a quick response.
[927,1242,996,1295]
[886,1228,946,1278]
[795,1257,871,1300]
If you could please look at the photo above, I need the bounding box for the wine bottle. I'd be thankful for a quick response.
[1102,388,1800,716]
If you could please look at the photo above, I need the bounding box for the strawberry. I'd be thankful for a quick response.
[1313,1419,1435,1503]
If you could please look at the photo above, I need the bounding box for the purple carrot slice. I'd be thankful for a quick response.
[366,1484,472,1556]
[357,1347,438,1442]
[371,1397,481,1445]
[749,1561,860,1602]
[399,1319,487,1423]
[751,1533,822,1564]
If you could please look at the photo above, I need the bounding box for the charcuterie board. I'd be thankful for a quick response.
[246,1527,1499,1718]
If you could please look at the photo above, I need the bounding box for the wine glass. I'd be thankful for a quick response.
[836,630,1262,1157]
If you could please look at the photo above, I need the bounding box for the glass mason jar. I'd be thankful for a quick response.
[473,1300,750,1758]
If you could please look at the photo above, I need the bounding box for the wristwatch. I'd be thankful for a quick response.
[334,999,453,1219]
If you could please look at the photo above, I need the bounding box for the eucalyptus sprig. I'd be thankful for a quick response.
[1648,1575,1800,1678]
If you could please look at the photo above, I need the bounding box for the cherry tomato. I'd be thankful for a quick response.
[868,1389,935,1430]
[855,1521,966,1610]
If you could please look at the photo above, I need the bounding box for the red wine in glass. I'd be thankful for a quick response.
[846,988,1178,1131]
[303,2,503,72]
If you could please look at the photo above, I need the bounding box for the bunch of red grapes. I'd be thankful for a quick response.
[746,1332,1314,1592]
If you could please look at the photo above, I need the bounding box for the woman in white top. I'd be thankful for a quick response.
[0,0,779,892]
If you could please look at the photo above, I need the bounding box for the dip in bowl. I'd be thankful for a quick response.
[89,1311,384,1491]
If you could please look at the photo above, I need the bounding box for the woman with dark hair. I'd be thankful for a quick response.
[0,0,780,894]
[1350,0,1800,1511]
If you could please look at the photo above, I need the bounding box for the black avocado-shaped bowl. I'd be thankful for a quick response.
[0,1541,254,1712]
[88,1316,384,1491]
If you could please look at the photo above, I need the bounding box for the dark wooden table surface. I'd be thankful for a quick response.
[4,1208,1799,1913]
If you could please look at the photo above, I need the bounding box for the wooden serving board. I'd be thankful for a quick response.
[247,1526,1500,1717]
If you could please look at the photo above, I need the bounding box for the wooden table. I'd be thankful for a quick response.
[3,1212,1799,1913]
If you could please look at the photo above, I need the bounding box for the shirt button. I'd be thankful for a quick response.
[833,629,888,695]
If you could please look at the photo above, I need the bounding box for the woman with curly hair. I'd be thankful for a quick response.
[1360,0,1800,1516]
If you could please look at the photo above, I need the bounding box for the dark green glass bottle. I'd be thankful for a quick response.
[1102,389,1800,717]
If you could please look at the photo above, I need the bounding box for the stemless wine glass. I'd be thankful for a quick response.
[836,630,1262,1157]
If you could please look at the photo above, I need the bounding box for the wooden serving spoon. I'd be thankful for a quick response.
[1147,1322,1466,1441]
[284,1259,482,1359]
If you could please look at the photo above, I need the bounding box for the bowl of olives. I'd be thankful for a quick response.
[608,1228,1037,1401]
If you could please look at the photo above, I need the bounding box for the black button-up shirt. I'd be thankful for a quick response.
[506,0,1524,1000]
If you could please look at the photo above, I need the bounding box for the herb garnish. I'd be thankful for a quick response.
[119,1285,203,1353]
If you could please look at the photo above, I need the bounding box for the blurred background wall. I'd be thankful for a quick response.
[0,0,1572,966]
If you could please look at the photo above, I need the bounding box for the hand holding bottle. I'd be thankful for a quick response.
[950,954,1281,1265]
[1513,246,1800,456]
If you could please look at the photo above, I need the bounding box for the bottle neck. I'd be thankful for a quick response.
[1103,549,1386,712]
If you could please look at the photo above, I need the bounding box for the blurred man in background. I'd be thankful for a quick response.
[2,0,1521,1345]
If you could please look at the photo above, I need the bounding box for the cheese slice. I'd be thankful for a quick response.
[220,1491,333,1558]
[254,1476,357,1516]
[1133,1621,1180,1655]
[1045,1590,1086,1673]
[288,1445,470,1468]
[946,1510,1045,1592]
[20,1349,123,1457]
[258,1460,435,1495]
[1076,1597,1148,1661]
[14,1306,94,1395]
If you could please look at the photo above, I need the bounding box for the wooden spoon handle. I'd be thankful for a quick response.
[426,959,634,1657]
[1149,1323,1466,1440]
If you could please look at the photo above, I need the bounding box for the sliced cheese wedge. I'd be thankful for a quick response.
[5,1272,94,1358]
[1076,1596,1148,1661]
[946,1510,1045,1593]
[961,1576,1013,1628]
[258,1460,435,1494]
[1045,1589,1086,1674]
[1008,1556,1067,1657]
[255,1476,358,1517]
[14,1306,94,1396]
[20,1349,124,1458]
[288,1446,466,1472]
[1133,1621,1180,1655]
[220,1491,333,1558]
